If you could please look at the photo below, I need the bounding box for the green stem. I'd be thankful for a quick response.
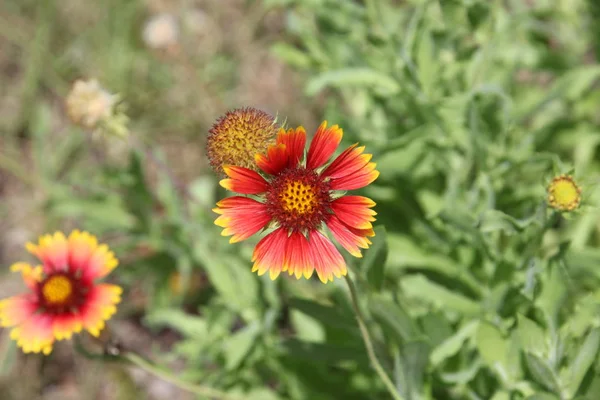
[74,339,243,400]
[122,352,243,400]
[344,275,404,400]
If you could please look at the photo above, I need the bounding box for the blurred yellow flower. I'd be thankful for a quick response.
[547,174,581,212]
[206,107,279,175]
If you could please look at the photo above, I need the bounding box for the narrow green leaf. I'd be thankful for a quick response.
[567,328,600,397]
[431,320,478,366]
[478,210,534,235]
[396,339,431,400]
[370,296,419,342]
[305,68,400,96]
[524,353,561,393]
[223,321,261,370]
[401,275,480,315]
[289,298,356,332]
[476,321,509,377]
[517,315,549,358]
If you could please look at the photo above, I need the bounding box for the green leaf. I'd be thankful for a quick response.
[144,309,207,338]
[370,295,419,342]
[194,247,259,319]
[361,225,388,291]
[401,275,480,315]
[431,320,478,366]
[517,315,549,358]
[288,298,357,332]
[270,43,312,68]
[567,328,600,397]
[280,339,368,365]
[305,68,400,96]
[478,210,534,235]
[223,321,261,370]
[524,352,561,393]
[525,395,560,400]
[476,321,509,378]
[396,339,431,400]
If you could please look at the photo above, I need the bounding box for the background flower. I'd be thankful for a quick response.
[0,231,121,354]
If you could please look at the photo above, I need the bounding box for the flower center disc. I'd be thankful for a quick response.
[266,168,331,232]
[281,180,317,214]
[548,175,581,211]
[41,275,73,306]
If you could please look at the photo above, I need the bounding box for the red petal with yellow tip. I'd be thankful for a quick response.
[251,228,288,280]
[214,196,271,243]
[220,166,268,194]
[330,162,379,191]
[277,127,306,168]
[308,231,347,283]
[306,121,343,170]
[326,215,373,258]
[255,143,289,175]
[331,196,377,230]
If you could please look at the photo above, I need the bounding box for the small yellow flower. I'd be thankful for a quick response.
[206,107,279,175]
[547,174,582,212]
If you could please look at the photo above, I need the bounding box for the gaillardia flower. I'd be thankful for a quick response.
[0,231,122,355]
[547,174,582,212]
[213,121,379,283]
[206,107,279,175]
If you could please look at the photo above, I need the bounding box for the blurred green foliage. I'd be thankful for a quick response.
[2,0,600,399]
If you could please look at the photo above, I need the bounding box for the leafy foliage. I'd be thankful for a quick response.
[1,0,600,399]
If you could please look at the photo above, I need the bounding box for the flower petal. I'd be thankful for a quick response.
[322,144,371,180]
[308,231,347,283]
[80,244,119,284]
[80,284,122,337]
[220,165,268,194]
[283,232,314,280]
[255,143,289,175]
[251,228,288,280]
[67,230,98,275]
[10,262,43,290]
[26,232,69,274]
[52,313,83,341]
[330,162,379,191]
[306,121,343,170]
[213,196,271,243]
[10,313,55,354]
[331,196,377,230]
[277,126,306,168]
[0,294,39,328]
[326,215,373,258]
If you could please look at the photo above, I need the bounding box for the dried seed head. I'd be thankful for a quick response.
[66,79,117,130]
[206,107,279,175]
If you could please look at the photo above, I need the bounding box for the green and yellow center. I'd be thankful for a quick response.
[547,175,581,212]
[206,107,279,174]
[281,180,318,214]
[41,275,73,305]
[266,167,331,232]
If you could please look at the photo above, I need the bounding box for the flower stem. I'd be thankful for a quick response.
[344,275,404,400]
[122,352,243,400]
[74,338,243,400]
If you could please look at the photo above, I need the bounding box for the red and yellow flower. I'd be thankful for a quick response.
[0,231,122,354]
[213,121,379,283]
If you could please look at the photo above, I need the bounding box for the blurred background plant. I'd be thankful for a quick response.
[1,0,600,399]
